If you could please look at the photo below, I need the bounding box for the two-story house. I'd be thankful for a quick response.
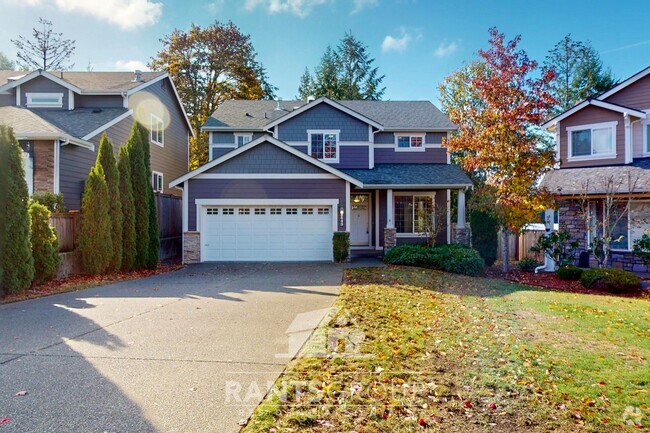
[541,66,650,272]
[0,69,194,210]
[171,97,472,263]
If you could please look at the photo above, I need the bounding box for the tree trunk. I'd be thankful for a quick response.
[502,230,509,273]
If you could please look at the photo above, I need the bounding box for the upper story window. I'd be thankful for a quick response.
[152,171,163,192]
[235,133,252,147]
[395,133,425,152]
[308,130,339,163]
[567,121,616,161]
[150,114,164,147]
[26,92,63,108]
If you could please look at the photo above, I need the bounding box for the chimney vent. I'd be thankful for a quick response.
[133,70,143,82]
[307,95,316,103]
[275,98,283,111]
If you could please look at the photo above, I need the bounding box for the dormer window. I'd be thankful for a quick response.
[235,133,252,147]
[26,92,63,108]
[395,133,425,152]
[308,130,339,163]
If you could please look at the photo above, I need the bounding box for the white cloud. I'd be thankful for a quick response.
[351,0,377,14]
[244,0,330,17]
[206,0,225,13]
[381,29,412,53]
[115,59,147,71]
[14,0,162,30]
[434,41,459,57]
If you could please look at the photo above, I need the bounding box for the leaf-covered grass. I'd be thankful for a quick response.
[242,266,649,432]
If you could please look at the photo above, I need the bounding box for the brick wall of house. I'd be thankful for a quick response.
[33,140,55,193]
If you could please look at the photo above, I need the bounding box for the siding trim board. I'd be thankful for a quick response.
[543,99,646,129]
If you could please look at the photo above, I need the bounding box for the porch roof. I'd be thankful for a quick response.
[341,163,472,189]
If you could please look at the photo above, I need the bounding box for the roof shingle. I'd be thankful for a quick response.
[540,160,650,195]
[341,163,472,187]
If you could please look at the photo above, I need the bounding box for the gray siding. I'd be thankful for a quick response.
[20,75,69,108]
[211,147,234,160]
[278,103,368,141]
[206,142,324,174]
[375,148,447,164]
[330,146,369,169]
[187,178,347,231]
[59,144,96,210]
[210,131,265,144]
[76,94,123,108]
[0,91,14,106]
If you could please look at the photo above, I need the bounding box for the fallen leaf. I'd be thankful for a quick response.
[418,417,428,427]
[0,418,9,425]
[15,391,28,397]
[488,403,496,410]
[464,401,473,408]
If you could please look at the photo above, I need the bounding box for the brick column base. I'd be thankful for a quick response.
[183,231,200,264]
[453,226,471,246]
[383,227,397,255]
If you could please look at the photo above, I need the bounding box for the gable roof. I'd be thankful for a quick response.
[341,163,472,188]
[542,98,647,130]
[31,107,130,139]
[202,98,456,131]
[169,134,363,188]
[596,65,650,101]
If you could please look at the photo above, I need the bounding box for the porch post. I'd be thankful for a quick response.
[457,188,466,229]
[384,189,396,253]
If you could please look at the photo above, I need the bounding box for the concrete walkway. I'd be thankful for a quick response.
[0,263,342,433]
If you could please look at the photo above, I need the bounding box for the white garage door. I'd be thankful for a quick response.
[201,205,334,262]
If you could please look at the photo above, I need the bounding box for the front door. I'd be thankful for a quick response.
[350,194,370,246]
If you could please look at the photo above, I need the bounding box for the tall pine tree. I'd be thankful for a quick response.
[78,164,112,274]
[127,122,149,269]
[118,146,137,271]
[96,134,123,272]
[0,125,34,293]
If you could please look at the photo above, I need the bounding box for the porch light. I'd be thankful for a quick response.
[339,205,345,227]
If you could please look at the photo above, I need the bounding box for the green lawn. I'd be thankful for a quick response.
[243,266,649,432]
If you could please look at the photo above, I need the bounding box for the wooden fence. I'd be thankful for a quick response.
[50,212,79,253]
[497,229,545,262]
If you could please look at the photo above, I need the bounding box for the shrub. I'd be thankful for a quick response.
[139,123,159,270]
[29,202,61,284]
[78,164,113,274]
[333,232,350,263]
[384,243,484,276]
[470,210,498,266]
[126,123,149,269]
[384,244,434,267]
[530,230,579,267]
[580,268,641,293]
[118,146,137,271]
[0,125,34,294]
[632,233,650,266]
[31,192,66,213]
[97,134,123,272]
[556,265,583,281]
[519,257,542,272]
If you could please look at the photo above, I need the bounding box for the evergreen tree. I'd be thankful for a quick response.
[0,125,34,293]
[78,164,112,274]
[97,134,123,272]
[297,67,315,99]
[573,45,617,101]
[137,124,160,269]
[314,46,342,99]
[127,123,150,269]
[470,209,498,266]
[29,202,61,284]
[118,146,137,271]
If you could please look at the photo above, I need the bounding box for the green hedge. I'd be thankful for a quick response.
[384,243,484,276]
[333,232,350,263]
[519,257,542,272]
[29,202,61,284]
[580,268,641,293]
[556,265,583,281]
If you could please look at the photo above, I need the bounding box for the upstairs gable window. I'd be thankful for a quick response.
[26,92,63,108]
[235,133,252,147]
[395,133,425,152]
[308,130,339,163]
[150,114,164,147]
[567,121,616,160]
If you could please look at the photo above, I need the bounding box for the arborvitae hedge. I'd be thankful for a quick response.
[97,134,123,272]
[0,125,34,294]
[138,124,159,269]
[470,209,498,266]
[78,164,113,274]
[127,122,149,269]
[118,146,137,272]
[29,202,61,284]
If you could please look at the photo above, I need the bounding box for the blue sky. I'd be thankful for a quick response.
[1,0,649,104]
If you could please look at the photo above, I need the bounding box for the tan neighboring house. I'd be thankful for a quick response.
[541,66,650,272]
[0,69,193,210]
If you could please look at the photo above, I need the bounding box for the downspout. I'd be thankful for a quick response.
[535,208,557,273]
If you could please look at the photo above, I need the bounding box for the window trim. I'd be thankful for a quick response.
[642,119,650,155]
[610,200,650,252]
[394,191,436,237]
[150,113,164,147]
[25,92,64,108]
[152,171,163,192]
[394,133,426,152]
[566,121,617,162]
[307,129,340,163]
[235,133,253,147]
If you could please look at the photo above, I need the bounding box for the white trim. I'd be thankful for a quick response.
[15,133,95,151]
[554,121,561,164]
[123,94,129,109]
[53,141,60,194]
[543,99,646,130]
[597,66,650,101]
[68,89,74,110]
[182,181,188,232]
[264,97,384,130]
[82,109,134,140]
[273,126,278,139]
[364,183,473,189]
[368,125,375,169]
[393,191,437,236]
[169,134,363,188]
[308,129,340,163]
[0,70,82,93]
[624,114,632,164]
[374,143,441,149]
[25,92,64,108]
[393,132,427,152]
[235,133,253,147]
[375,189,380,248]
[345,181,351,232]
[150,113,164,147]
[15,85,20,106]
[152,171,164,192]
[386,189,394,229]
[566,121,618,161]
[194,173,338,180]
[285,140,370,147]
[643,119,650,155]
[446,189,451,243]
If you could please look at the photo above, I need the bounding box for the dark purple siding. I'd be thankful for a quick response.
[187,178,347,231]
[375,148,447,164]
[76,95,123,108]
[331,146,369,169]
[278,103,368,142]
[211,147,234,160]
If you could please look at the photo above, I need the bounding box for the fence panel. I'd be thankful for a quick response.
[50,212,79,252]
[155,192,182,261]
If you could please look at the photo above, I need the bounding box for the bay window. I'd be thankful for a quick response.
[394,193,434,234]
[567,121,616,160]
[308,130,339,162]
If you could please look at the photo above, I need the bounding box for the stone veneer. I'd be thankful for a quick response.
[183,231,201,264]
[559,199,649,272]
[33,140,55,193]
[383,227,396,254]
[452,224,471,246]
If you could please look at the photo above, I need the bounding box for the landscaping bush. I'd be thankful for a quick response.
[632,233,650,266]
[118,146,137,271]
[333,232,350,263]
[470,209,498,266]
[126,123,150,269]
[556,265,583,281]
[78,164,113,274]
[384,244,435,267]
[518,257,542,272]
[384,243,484,276]
[31,192,66,213]
[29,202,61,284]
[580,268,641,293]
[139,124,160,270]
[97,134,123,272]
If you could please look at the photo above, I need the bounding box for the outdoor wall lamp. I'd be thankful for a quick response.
[339,205,345,228]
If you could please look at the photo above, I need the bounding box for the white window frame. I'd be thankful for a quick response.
[394,191,436,237]
[566,121,617,161]
[307,129,340,163]
[152,171,163,192]
[394,133,426,152]
[235,133,253,147]
[150,114,164,147]
[25,92,64,108]
[642,119,650,155]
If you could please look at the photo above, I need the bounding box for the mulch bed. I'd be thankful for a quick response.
[1,263,185,304]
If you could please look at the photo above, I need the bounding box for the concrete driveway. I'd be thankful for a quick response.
[0,263,342,433]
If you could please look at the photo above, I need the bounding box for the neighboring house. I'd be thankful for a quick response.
[541,66,650,272]
[171,97,472,263]
[0,69,194,210]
